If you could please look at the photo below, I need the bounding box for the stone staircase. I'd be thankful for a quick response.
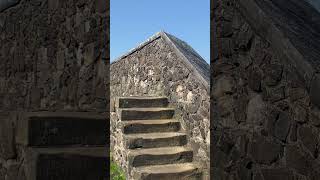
[116,97,202,180]
[16,112,108,180]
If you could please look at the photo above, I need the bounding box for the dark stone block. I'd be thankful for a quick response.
[248,68,262,92]
[310,74,320,109]
[0,113,16,160]
[249,135,282,164]
[274,112,290,141]
[264,64,283,86]
[37,154,108,180]
[286,145,312,176]
[21,113,107,146]
[260,168,294,180]
[267,86,285,103]
[298,126,317,157]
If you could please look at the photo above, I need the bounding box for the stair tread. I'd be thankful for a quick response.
[118,96,167,100]
[29,146,108,157]
[129,146,192,156]
[135,163,198,174]
[123,119,179,125]
[126,132,186,139]
[120,107,174,111]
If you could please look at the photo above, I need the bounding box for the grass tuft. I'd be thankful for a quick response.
[110,154,126,180]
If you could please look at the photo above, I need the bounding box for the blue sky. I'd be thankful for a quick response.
[110,0,210,63]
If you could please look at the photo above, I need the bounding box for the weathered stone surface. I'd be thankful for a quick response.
[246,94,265,125]
[0,113,16,160]
[6,162,26,180]
[274,112,290,141]
[264,64,283,86]
[310,106,320,126]
[34,149,108,180]
[0,0,108,112]
[249,135,282,164]
[212,0,320,179]
[292,103,308,123]
[212,76,234,98]
[310,74,320,108]
[248,67,262,92]
[0,0,109,179]
[260,168,294,180]
[298,126,318,157]
[286,145,312,176]
[17,112,107,147]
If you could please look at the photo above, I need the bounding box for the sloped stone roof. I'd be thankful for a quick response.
[112,31,210,89]
[0,0,20,12]
[237,0,320,107]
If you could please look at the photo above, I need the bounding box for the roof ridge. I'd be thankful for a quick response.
[111,31,210,90]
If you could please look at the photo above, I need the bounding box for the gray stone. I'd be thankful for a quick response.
[221,38,233,57]
[248,68,262,92]
[274,112,290,142]
[309,66,320,109]
[264,64,283,86]
[310,106,320,126]
[298,126,317,157]
[292,103,308,123]
[212,76,234,98]
[247,94,265,125]
[260,168,294,180]
[266,86,285,103]
[0,113,16,160]
[6,162,26,180]
[288,88,306,102]
[249,135,281,164]
[286,145,312,176]
[56,50,65,70]
[95,0,108,13]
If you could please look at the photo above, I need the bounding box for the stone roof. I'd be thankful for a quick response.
[0,0,20,12]
[112,31,210,89]
[237,0,320,107]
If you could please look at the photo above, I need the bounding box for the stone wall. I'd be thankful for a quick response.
[0,0,108,178]
[211,0,320,179]
[110,33,210,177]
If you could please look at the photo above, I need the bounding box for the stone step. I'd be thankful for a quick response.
[125,132,187,149]
[24,147,108,180]
[117,96,169,108]
[16,112,107,147]
[119,108,175,121]
[128,146,193,167]
[123,119,181,134]
[132,163,202,180]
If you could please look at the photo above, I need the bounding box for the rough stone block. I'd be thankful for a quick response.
[274,112,290,142]
[0,113,16,160]
[298,126,317,157]
[25,147,108,180]
[286,145,312,176]
[248,68,262,92]
[249,135,281,164]
[310,74,320,109]
[260,168,294,180]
